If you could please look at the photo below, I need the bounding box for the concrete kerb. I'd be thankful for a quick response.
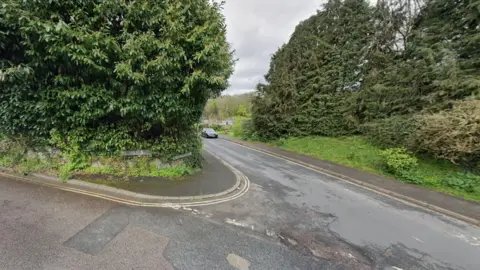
[220,137,480,227]
[0,148,250,207]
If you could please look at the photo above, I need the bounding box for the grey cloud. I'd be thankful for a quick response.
[221,0,326,95]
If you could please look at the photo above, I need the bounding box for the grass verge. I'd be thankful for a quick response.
[215,129,234,137]
[0,140,196,181]
[81,157,196,179]
[272,136,480,202]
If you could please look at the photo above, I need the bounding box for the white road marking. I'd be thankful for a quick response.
[451,233,480,246]
[218,139,480,226]
[225,218,254,231]
[227,253,250,270]
[412,236,424,243]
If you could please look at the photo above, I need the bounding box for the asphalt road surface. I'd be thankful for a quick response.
[1,138,480,269]
[202,138,480,270]
[0,176,321,269]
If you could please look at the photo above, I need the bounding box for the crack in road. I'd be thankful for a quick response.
[200,138,480,269]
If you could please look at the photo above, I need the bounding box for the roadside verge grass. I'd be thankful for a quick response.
[0,139,196,181]
[272,136,480,202]
[81,157,195,179]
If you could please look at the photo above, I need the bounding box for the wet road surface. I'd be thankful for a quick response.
[1,138,480,269]
[202,138,480,270]
[0,176,324,269]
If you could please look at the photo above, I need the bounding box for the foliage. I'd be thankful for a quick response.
[274,135,480,201]
[276,136,385,174]
[236,104,248,117]
[249,0,480,165]
[0,137,194,180]
[0,139,25,167]
[442,173,480,193]
[231,118,245,138]
[240,119,258,140]
[228,118,258,141]
[210,100,219,118]
[379,147,422,184]
[380,147,418,174]
[361,115,418,149]
[204,93,253,120]
[0,138,61,176]
[208,124,223,131]
[0,0,234,162]
[83,157,194,179]
[252,0,374,140]
[412,100,480,164]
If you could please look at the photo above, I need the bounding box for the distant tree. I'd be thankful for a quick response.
[211,100,219,118]
[236,104,248,117]
[203,93,253,120]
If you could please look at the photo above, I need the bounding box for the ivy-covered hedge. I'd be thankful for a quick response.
[0,0,233,165]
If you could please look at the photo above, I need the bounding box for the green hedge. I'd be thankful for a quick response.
[360,115,417,149]
[0,0,234,165]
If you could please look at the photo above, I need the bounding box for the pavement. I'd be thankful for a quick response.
[219,135,480,224]
[1,138,480,269]
[74,150,238,197]
[202,138,480,269]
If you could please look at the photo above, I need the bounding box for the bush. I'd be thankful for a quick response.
[380,147,421,183]
[0,0,234,161]
[241,119,258,140]
[209,124,223,131]
[442,173,480,193]
[361,115,418,149]
[412,100,480,164]
[231,119,245,138]
[380,148,418,172]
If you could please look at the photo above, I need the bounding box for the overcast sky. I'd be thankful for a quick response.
[221,0,326,95]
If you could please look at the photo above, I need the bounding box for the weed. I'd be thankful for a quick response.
[82,157,194,179]
[442,173,480,193]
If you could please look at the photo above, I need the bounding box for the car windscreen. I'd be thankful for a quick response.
[205,128,215,133]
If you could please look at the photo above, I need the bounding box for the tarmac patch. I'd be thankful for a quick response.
[63,205,130,255]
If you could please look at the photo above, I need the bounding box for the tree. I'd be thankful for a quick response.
[203,93,253,120]
[251,0,375,139]
[0,0,234,163]
[236,104,247,117]
[250,0,480,164]
[211,100,219,119]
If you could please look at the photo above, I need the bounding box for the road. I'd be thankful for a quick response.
[1,138,479,269]
[202,138,480,270]
[0,176,321,269]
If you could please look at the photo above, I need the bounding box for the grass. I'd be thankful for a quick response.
[82,157,196,179]
[0,139,195,180]
[270,136,480,202]
[0,144,60,176]
[274,136,384,175]
[214,127,235,137]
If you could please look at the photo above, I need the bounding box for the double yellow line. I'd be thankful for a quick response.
[0,150,251,208]
[220,138,480,227]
